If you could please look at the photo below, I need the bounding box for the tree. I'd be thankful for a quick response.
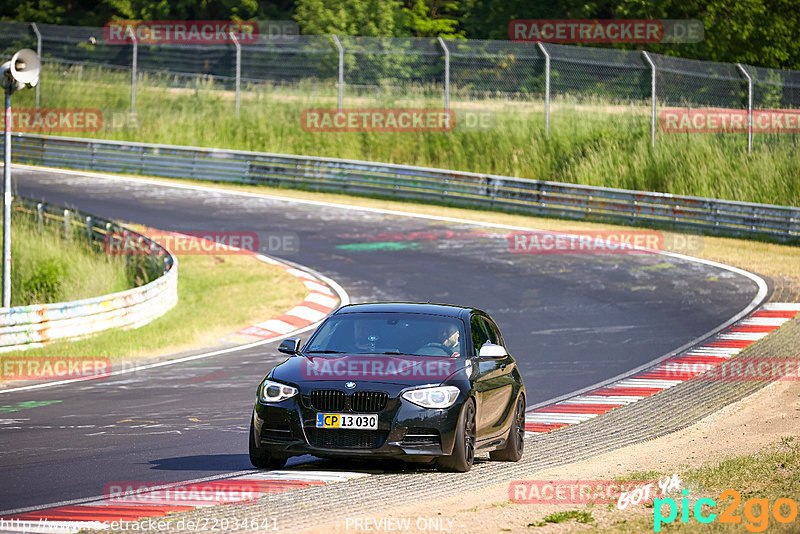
[401,0,464,38]
[1,0,277,26]
[294,0,402,36]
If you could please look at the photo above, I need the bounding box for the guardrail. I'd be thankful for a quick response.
[5,133,800,241]
[0,196,178,352]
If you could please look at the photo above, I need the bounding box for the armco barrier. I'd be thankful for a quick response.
[0,197,178,352]
[5,133,800,240]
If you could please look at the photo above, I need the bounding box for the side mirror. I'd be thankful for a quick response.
[278,338,301,355]
[478,343,507,359]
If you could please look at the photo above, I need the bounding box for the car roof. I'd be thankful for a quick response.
[333,302,480,319]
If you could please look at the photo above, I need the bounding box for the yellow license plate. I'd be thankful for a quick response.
[315,413,378,429]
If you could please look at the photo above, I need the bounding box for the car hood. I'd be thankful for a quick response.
[269,353,470,389]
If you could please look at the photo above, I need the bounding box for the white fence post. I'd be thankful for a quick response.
[332,35,344,111]
[230,31,241,115]
[641,51,657,147]
[437,37,450,111]
[536,42,550,138]
[737,63,753,154]
[126,27,137,115]
[63,209,71,240]
[30,23,42,108]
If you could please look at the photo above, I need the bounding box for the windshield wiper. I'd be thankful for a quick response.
[306,350,346,354]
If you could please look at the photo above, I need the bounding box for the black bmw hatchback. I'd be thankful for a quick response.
[249,302,526,472]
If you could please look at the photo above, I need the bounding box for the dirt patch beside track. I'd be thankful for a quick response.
[304,359,800,533]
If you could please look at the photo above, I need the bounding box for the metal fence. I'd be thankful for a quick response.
[0,195,178,352]
[1,21,799,151]
[6,133,799,242]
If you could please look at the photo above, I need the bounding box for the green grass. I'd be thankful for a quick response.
[615,470,666,482]
[681,436,800,503]
[8,213,132,306]
[528,510,595,527]
[3,213,308,364]
[8,251,308,361]
[596,438,800,532]
[10,64,800,207]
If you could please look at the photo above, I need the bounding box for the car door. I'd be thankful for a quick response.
[471,314,515,443]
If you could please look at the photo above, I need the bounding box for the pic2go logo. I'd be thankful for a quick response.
[654,489,799,532]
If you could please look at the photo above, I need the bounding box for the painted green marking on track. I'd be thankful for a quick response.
[336,242,421,251]
[0,400,63,413]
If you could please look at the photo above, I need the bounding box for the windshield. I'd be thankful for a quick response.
[305,312,464,357]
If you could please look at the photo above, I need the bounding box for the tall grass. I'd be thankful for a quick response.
[8,213,132,306]
[9,64,799,206]
[15,253,308,360]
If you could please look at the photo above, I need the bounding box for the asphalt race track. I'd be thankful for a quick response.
[1,166,761,513]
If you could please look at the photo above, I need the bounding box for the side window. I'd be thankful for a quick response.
[470,315,490,355]
[470,315,498,355]
[483,318,503,346]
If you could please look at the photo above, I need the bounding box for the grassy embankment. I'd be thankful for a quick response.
[592,439,800,532]
[3,213,307,364]
[8,214,130,306]
[8,63,799,207]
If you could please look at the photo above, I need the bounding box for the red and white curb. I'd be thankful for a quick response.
[524,302,800,434]
[0,471,367,533]
[229,257,340,343]
[147,230,342,344]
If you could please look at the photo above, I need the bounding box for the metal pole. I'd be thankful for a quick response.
[127,27,137,115]
[2,89,11,307]
[230,32,241,115]
[31,23,41,108]
[332,35,343,111]
[437,37,450,111]
[737,63,753,154]
[641,51,657,147]
[536,42,550,138]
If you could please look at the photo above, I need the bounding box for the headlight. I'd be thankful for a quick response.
[259,379,298,403]
[402,385,460,409]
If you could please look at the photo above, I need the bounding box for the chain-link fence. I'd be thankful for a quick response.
[1,20,799,151]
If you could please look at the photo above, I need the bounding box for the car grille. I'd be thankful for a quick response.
[350,391,388,412]
[310,390,346,411]
[309,390,388,412]
[306,428,387,449]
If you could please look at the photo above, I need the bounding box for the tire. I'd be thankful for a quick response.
[437,399,476,472]
[490,394,525,462]
[249,414,288,469]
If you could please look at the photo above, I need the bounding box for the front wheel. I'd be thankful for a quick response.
[490,394,525,462]
[437,399,476,472]
[249,414,287,469]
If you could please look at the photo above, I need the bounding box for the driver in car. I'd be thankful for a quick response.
[441,324,460,356]
[417,323,461,357]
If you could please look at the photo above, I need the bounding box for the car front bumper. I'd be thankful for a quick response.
[252,394,464,459]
